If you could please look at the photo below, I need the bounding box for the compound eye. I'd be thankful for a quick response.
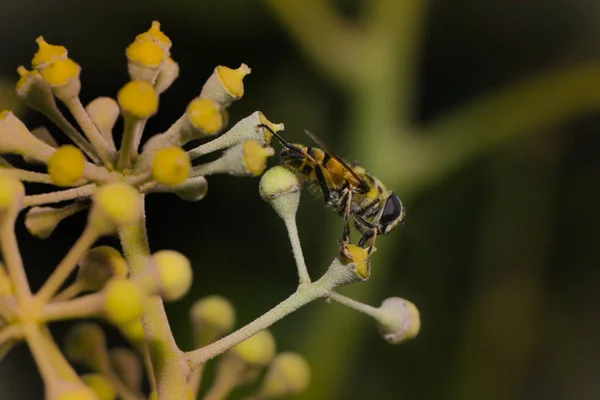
[381,194,402,226]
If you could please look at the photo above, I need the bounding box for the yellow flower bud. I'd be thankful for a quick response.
[242,139,274,176]
[55,385,98,400]
[217,64,251,99]
[103,278,145,326]
[151,250,193,301]
[117,81,158,119]
[136,21,172,51]
[47,145,85,187]
[40,58,80,87]
[90,182,141,233]
[31,36,67,70]
[257,352,311,399]
[232,330,276,366]
[190,295,236,346]
[151,147,191,186]
[259,166,301,221]
[0,174,25,212]
[119,319,145,344]
[64,322,107,370]
[81,374,116,400]
[86,97,119,147]
[200,64,251,107]
[77,246,128,291]
[376,297,420,345]
[126,39,165,67]
[186,97,223,135]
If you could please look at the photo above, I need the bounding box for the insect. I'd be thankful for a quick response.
[257,124,405,255]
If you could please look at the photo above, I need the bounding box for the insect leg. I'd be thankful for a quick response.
[314,165,331,204]
[342,187,353,244]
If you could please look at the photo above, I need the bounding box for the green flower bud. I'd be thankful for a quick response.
[190,295,236,346]
[103,278,145,326]
[64,322,108,370]
[232,330,276,366]
[151,250,193,301]
[77,246,129,292]
[256,352,311,399]
[376,297,420,344]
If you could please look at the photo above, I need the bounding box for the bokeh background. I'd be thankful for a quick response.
[1,0,600,399]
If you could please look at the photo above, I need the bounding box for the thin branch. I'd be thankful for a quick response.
[41,292,104,322]
[24,184,96,207]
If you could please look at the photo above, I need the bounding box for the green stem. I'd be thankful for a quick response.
[283,215,311,284]
[41,292,103,322]
[186,257,361,370]
[0,217,32,304]
[35,226,99,305]
[118,199,188,400]
[24,183,97,207]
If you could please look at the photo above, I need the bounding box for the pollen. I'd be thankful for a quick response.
[187,98,223,134]
[40,58,80,87]
[345,244,370,280]
[217,64,251,98]
[152,146,191,186]
[242,139,274,176]
[47,145,85,187]
[126,39,165,67]
[117,81,159,119]
[31,36,67,69]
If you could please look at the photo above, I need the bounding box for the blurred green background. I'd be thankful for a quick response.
[2,0,600,399]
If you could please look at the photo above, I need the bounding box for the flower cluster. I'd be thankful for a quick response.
[0,21,420,399]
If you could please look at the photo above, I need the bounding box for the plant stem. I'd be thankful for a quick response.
[41,292,103,322]
[35,226,99,305]
[0,218,32,304]
[119,199,189,400]
[24,184,97,207]
[283,216,311,284]
[186,257,360,370]
[117,117,143,170]
[329,292,379,318]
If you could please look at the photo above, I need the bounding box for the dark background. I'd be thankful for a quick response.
[1,1,600,399]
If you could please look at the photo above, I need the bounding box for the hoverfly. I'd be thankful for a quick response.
[257,124,405,254]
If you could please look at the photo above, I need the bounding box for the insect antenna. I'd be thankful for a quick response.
[256,124,319,164]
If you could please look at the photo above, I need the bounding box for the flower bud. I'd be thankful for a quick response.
[151,146,191,186]
[47,145,86,187]
[15,66,58,115]
[89,182,141,234]
[259,166,301,222]
[109,348,142,392]
[151,250,193,301]
[200,64,251,107]
[86,97,119,148]
[117,81,158,120]
[119,319,145,345]
[126,38,166,83]
[77,246,128,292]
[54,385,97,400]
[255,352,311,399]
[232,330,276,366]
[25,203,86,239]
[188,112,283,159]
[185,97,224,137]
[31,37,67,70]
[0,174,25,215]
[192,140,274,178]
[64,322,108,370]
[135,21,172,52]
[375,297,420,344]
[0,110,55,162]
[190,295,236,346]
[102,278,145,326]
[167,176,208,202]
[154,57,179,94]
[81,374,116,400]
[40,58,82,101]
